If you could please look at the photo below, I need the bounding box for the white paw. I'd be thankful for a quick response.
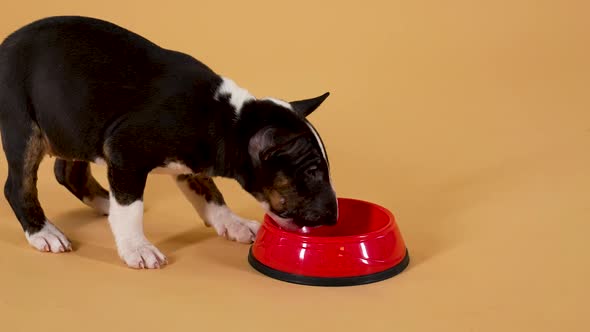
[118,240,167,269]
[209,214,260,243]
[26,222,72,253]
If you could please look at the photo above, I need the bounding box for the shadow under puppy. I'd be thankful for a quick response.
[0,16,338,269]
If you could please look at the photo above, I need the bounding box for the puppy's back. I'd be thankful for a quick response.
[0,16,219,160]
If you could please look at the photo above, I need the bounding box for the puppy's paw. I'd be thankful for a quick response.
[26,221,72,253]
[118,241,167,269]
[210,213,260,244]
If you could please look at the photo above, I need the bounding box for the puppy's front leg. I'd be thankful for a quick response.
[108,167,166,269]
[175,174,259,243]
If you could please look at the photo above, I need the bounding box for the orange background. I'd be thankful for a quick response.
[0,1,589,331]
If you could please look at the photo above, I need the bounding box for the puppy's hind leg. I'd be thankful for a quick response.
[175,174,260,243]
[1,121,71,253]
[54,159,109,215]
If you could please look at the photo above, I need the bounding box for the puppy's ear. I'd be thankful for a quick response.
[248,127,276,166]
[290,92,330,117]
[248,127,305,166]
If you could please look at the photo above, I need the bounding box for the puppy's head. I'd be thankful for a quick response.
[240,93,337,230]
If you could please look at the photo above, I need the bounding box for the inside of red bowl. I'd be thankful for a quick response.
[267,198,392,237]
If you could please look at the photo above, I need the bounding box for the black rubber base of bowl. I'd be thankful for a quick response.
[248,248,410,287]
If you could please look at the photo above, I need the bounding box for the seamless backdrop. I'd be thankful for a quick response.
[0,1,589,331]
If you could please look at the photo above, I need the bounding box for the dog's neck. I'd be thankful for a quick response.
[192,76,300,189]
[202,78,258,185]
[208,125,250,186]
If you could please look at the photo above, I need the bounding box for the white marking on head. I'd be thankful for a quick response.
[303,120,338,214]
[303,120,327,163]
[263,97,293,110]
[214,77,255,113]
[281,106,328,164]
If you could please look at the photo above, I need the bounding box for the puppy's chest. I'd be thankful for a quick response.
[149,162,194,175]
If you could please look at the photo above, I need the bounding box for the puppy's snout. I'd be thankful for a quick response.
[298,197,338,227]
[324,199,338,225]
[323,213,338,226]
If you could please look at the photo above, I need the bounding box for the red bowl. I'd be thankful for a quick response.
[248,197,409,286]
